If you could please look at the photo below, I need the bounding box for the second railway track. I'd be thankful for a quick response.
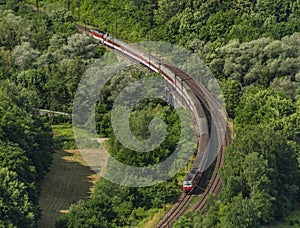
[156,64,231,227]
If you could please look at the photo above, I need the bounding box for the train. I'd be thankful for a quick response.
[86,28,178,84]
[183,167,202,194]
[88,29,117,46]
[83,26,207,194]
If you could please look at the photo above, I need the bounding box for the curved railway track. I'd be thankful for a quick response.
[156,194,194,227]
[76,24,232,227]
[191,125,231,213]
[156,64,231,227]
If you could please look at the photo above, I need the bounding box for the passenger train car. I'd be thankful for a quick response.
[87,28,186,94]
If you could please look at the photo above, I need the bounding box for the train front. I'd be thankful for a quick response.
[183,181,193,193]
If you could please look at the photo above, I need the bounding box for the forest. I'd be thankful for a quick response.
[0,0,299,227]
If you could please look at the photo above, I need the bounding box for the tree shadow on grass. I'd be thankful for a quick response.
[38,150,98,228]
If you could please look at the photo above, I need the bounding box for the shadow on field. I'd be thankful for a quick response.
[38,150,98,228]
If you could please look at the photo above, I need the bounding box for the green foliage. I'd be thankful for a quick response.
[107,103,180,166]
[0,6,104,113]
[220,79,242,118]
[57,178,181,227]
[267,208,300,227]
[12,41,40,70]
[52,124,77,150]
[0,80,53,225]
[219,125,299,224]
[178,87,299,227]
[49,0,300,46]
[174,211,203,228]
[1,0,299,227]
[0,141,37,201]
[235,86,295,127]
[0,168,37,227]
[204,32,300,100]
[188,88,300,227]
[0,81,53,178]
[58,67,188,226]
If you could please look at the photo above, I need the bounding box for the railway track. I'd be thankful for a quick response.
[155,64,231,227]
[191,125,231,213]
[76,24,232,227]
[156,194,194,227]
[169,66,232,215]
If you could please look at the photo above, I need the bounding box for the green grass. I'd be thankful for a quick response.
[38,124,100,227]
[185,194,202,211]
[52,124,77,150]
[38,149,98,228]
[136,205,173,228]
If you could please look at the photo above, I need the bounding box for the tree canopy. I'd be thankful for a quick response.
[0,0,299,227]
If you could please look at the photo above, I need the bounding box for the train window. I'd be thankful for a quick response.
[183,181,192,186]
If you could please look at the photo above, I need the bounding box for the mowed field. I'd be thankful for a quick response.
[38,149,98,227]
[38,125,100,227]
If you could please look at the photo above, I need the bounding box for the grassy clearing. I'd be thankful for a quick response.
[52,124,77,150]
[38,124,100,227]
[38,149,98,227]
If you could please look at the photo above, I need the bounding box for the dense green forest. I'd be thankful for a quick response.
[0,0,299,227]
[0,81,53,226]
[0,1,100,226]
[174,88,300,227]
